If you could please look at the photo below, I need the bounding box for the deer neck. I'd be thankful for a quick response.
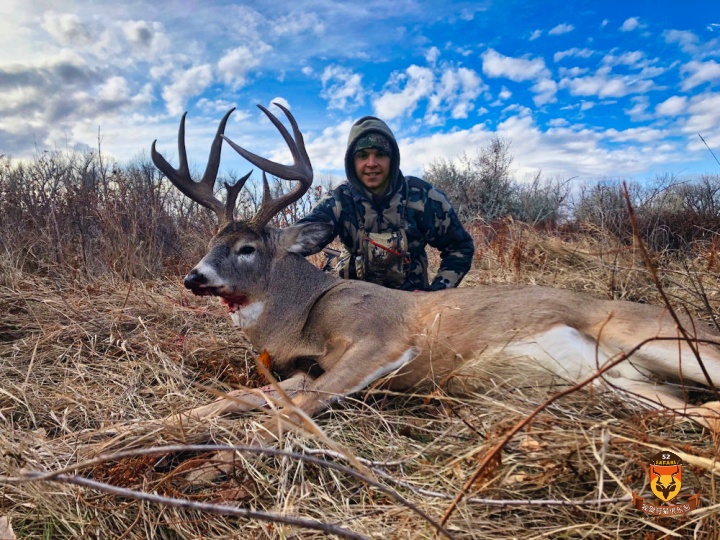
[241,254,339,349]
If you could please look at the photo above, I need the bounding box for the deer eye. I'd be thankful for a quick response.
[238,246,256,256]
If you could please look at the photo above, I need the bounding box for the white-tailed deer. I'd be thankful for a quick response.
[152,104,720,476]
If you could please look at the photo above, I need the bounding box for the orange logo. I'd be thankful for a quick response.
[649,452,682,502]
[632,451,700,516]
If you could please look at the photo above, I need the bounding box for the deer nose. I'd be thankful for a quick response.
[184,269,207,290]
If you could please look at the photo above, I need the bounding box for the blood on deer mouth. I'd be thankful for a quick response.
[219,295,250,313]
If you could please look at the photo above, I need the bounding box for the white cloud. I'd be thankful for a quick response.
[162,64,213,115]
[320,65,365,110]
[41,11,93,45]
[663,29,699,53]
[269,97,291,112]
[625,96,652,121]
[655,96,688,116]
[98,76,130,101]
[548,118,570,127]
[554,48,595,62]
[218,44,271,89]
[119,20,168,57]
[304,120,355,171]
[681,60,720,90]
[481,48,550,81]
[531,78,558,106]
[494,112,677,178]
[498,86,512,100]
[401,109,683,179]
[560,67,654,98]
[426,46,440,65]
[602,50,645,66]
[427,67,484,123]
[683,92,720,137]
[529,29,542,40]
[604,126,666,143]
[548,23,574,36]
[197,98,246,117]
[373,65,435,120]
[481,49,556,105]
[620,17,640,32]
[271,12,325,36]
[403,124,492,174]
[559,66,589,77]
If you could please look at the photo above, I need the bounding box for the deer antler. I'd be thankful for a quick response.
[151,108,251,226]
[222,103,313,230]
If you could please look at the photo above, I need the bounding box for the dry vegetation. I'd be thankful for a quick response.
[1,150,720,539]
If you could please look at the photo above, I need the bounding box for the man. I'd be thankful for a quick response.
[297,115,474,291]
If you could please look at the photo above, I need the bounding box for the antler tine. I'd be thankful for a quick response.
[222,102,313,229]
[152,108,241,225]
[223,170,253,223]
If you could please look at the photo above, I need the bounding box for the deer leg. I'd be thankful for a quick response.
[253,343,420,443]
[610,378,720,434]
[186,344,418,484]
[164,371,313,426]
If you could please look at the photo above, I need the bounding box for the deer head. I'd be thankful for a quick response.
[151,103,332,326]
[650,465,680,501]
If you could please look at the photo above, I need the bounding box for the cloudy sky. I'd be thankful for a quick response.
[1,0,719,184]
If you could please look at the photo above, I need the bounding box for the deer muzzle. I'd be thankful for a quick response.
[184,269,213,296]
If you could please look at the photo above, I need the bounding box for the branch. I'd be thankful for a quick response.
[5,444,453,540]
[621,181,720,402]
[438,330,688,529]
[21,471,368,540]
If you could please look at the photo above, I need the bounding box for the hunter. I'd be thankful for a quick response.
[297,115,474,291]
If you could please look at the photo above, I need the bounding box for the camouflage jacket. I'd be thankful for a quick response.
[298,175,474,291]
[298,115,474,291]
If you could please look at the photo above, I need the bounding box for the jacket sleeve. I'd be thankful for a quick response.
[295,193,341,256]
[424,188,475,290]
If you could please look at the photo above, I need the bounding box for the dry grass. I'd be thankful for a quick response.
[2,221,720,539]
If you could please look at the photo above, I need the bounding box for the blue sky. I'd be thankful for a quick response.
[1,0,719,185]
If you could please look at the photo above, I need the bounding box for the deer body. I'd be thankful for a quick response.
[152,105,720,480]
[185,218,720,431]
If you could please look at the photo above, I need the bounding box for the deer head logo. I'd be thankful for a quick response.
[649,452,682,502]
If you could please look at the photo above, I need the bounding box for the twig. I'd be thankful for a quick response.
[437,332,679,529]
[4,444,454,540]
[698,134,720,168]
[622,182,720,402]
[21,471,369,540]
[300,443,635,507]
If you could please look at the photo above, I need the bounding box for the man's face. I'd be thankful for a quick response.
[354,148,391,195]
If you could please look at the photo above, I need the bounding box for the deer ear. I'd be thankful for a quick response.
[278,222,333,254]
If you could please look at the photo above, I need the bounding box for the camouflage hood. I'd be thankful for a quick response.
[344,116,402,201]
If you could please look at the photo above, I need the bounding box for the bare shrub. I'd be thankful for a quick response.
[424,136,515,222]
[0,150,335,282]
[571,174,720,252]
[0,151,221,279]
[424,138,569,227]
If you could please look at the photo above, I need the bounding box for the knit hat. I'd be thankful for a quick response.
[353,133,393,155]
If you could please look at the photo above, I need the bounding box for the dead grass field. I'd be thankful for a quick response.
[1,221,720,539]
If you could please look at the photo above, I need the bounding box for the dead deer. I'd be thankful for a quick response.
[152,104,720,477]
